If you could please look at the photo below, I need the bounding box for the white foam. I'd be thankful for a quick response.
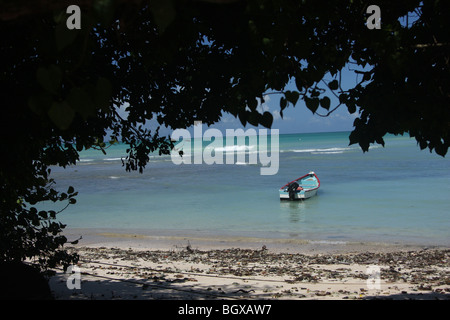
[214,145,255,152]
[311,151,344,154]
[290,147,351,153]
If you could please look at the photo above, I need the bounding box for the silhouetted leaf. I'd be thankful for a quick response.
[285,90,300,106]
[149,0,175,33]
[261,111,273,128]
[67,87,96,119]
[305,97,319,114]
[328,79,339,90]
[320,96,331,110]
[48,102,75,130]
[94,77,112,111]
[36,65,62,94]
[280,96,287,110]
[55,22,79,52]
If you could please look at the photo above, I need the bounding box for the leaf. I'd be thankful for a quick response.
[375,137,385,147]
[49,210,57,219]
[328,79,339,90]
[310,88,321,98]
[48,101,75,130]
[238,109,247,126]
[149,0,176,33]
[419,140,428,150]
[435,143,447,157]
[261,111,273,128]
[55,22,79,52]
[280,96,287,110]
[247,98,258,111]
[319,96,331,110]
[347,102,356,114]
[338,93,348,104]
[247,111,259,126]
[36,65,62,94]
[285,90,300,106]
[94,77,112,111]
[67,186,74,194]
[305,97,319,114]
[262,37,271,46]
[38,211,48,219]
[28,92,52,115]
[363,72,372,81]
[295,77,305,91]
[93,0,117,26]
[67,87,96,119]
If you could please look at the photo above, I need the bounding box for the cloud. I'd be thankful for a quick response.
[256,95,271,113]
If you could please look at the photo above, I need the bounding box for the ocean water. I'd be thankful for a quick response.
[48,131,450,246]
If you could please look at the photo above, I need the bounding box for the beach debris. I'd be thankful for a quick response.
[186,241,193,253]
[57,246,450,300]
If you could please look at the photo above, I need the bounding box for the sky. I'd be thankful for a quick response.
[117,65,366,139]
[116,6,419,138]
[213,76,358,135]
[212,93,356,135]
[157,7,417,137]
[174,65,363,136]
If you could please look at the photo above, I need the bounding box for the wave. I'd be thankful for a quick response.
[311,151,345,154]
[286,147,353,154]
[281,145,384,155]
[212,145,256,152]
[78,157,123,164]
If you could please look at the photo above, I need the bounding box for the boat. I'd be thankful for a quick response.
[279,171,320,200]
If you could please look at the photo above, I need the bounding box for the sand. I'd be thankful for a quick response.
[48,229,450,300]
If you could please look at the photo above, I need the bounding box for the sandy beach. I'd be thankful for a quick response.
[48,229,450,300]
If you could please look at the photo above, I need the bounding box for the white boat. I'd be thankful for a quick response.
[279,171,320,200]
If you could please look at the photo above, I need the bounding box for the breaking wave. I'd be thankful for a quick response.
[288,147,353,154]
[213,145,256,152]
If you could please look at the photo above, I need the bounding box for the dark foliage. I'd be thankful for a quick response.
[0,0,448,272]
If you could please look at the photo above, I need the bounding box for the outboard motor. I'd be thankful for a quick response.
[287,182,299,200]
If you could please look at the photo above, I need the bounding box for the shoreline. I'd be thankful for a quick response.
[48,228,450,300]
[62,227,448,255]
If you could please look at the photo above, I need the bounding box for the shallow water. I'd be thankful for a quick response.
[48,131,450,246]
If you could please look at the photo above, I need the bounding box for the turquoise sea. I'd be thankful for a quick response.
[49,131,450,246]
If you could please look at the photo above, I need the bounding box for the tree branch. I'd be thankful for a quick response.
[316,102,343,117]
